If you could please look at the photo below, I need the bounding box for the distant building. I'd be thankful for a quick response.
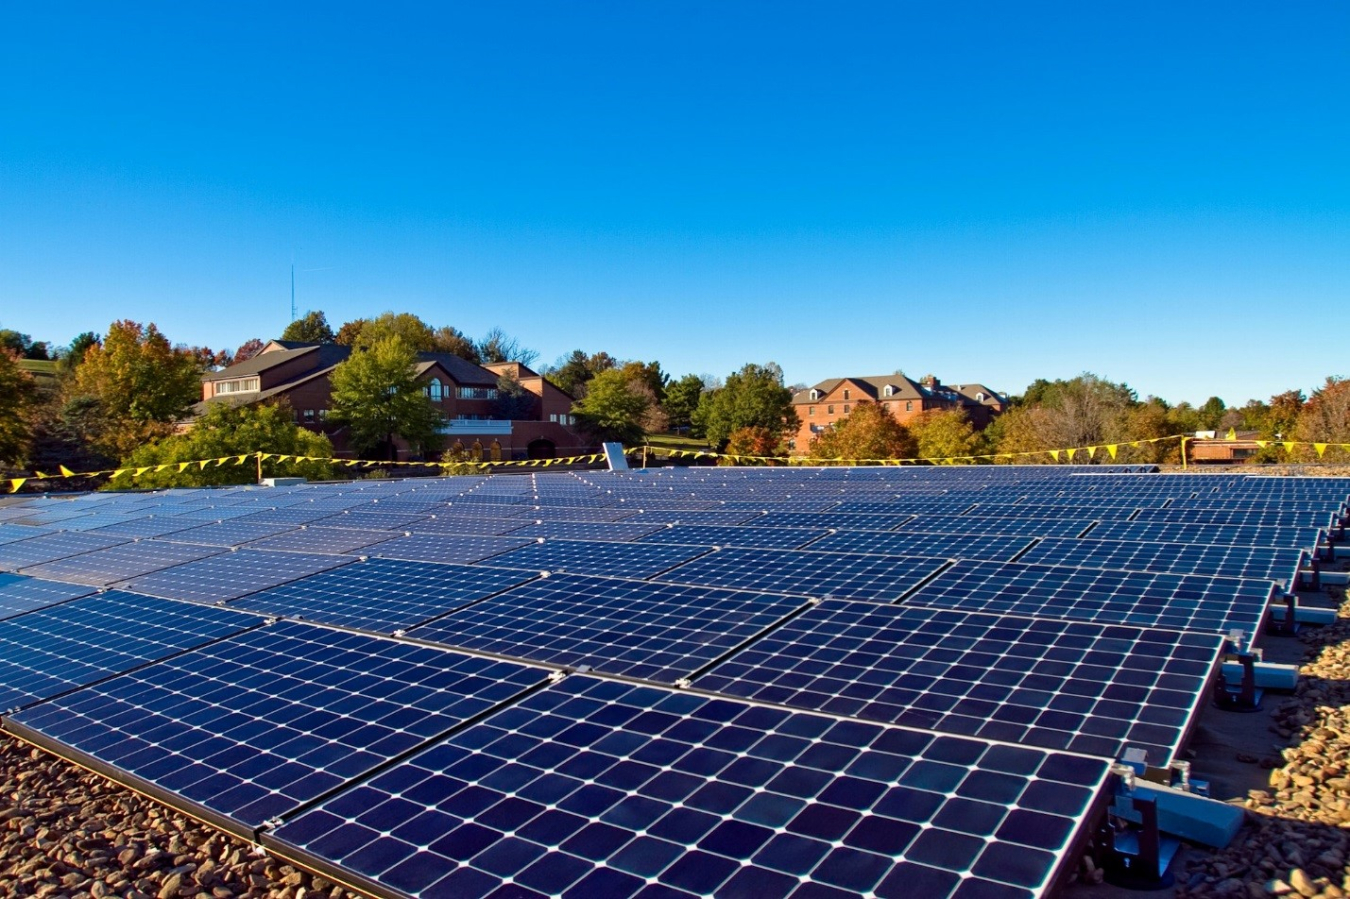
[791,374,1005,450]
[197,340,594,461]
[1188,430,1263,464]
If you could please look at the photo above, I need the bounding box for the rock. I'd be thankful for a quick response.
[1290,867,1318,897]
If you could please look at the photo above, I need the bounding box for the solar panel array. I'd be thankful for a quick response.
[0,463,1342,899]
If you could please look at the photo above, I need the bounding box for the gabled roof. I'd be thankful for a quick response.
[418,353,499,387]
[793,375,1004,407]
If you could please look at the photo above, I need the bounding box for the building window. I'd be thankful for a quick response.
[843,389,850,400]
[809,389,819,401]
[456,387,498,400]
[843,404,850,413]
[303,409,315,422]
[976,392,986,402]
[808,406,814,416]
[883,385,894,398]
[425,378,444,401]
[827,405,834,414]
[215,377,259,395]
[905,401,913,412]
[317,409,328,421]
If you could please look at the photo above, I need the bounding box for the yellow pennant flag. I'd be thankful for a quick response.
[177,462,192,472]
[275,455,291,464]
[1226,427,1237,440]
[112,469,130,479]
[1048,450,1060,462]
[155,463,172,472]
[234,454,249,465]
[7,479,26,493]
[1282,441,1296,453]
[135,467,152,477]
[1256,440,1268,448]
[1315,443,1328,457]
[58,465,76,478]
[1106,445,1118,459]
[1086,446,1098,459]
[1065,448,1077,462]
[197,459,211,469]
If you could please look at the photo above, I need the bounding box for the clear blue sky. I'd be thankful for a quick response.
[2,2,1345,406]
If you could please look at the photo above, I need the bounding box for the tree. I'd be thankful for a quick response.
[232,338,266,363]
[620,361,669,404]
[0,349,36,465]
[329,335,442,460]
[543,349,615,397]
[354,313,436,351]
[280,310,335,344]
[493,372,538,420]
[663,374,705,433]
[334,318,369,346]
[908,409,980,463]
[1197,396,1227,430]
[61,332,100,374]
[722,427,785,464]
[1294,377,1350,462]
[116,401,339,488]
[66,320,202,458]
[693,362,799,450]
[994,373,1135,460]
[571,368,652,445]
[184,346,232,369]
[476,327,539,367]
[0,329,49,360]
[809,401,918,463]
[431,326,481,362]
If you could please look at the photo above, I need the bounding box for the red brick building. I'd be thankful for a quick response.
[790,374,1005,451]
[198,341,595,461]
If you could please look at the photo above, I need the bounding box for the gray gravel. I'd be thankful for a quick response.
[0,737,360,899]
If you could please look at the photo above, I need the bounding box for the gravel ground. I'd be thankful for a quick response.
[0,738,359,899]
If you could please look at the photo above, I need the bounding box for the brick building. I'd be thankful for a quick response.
[198,341,595,461]
[791,374,1005,451]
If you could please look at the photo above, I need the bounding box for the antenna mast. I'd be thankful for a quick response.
[290,263,296,322]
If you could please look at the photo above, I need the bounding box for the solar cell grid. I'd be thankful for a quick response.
[638,524,829,550]
[696,600,1222,764]
[507,521,669,542]
[970,503,1140,520]
[228,508,341,527]
[897,514,1097,539]
[12,621,551,829]
[118,550,353,603]
[244,527,396,555]
[476,540,711,579]
[312,511,435,531]
[364,535,538,566]
[229,558,538,632]
[906,560,1275,639]
[0,532,129,572]
[405,517,533,537]
[829,500,980,515]
[171,506,268,522]
[806,530,1037,562]
[1021,537,1307,588]
[85,517,214,539]
[0,591,260,712]
[622,509,766,526]
[656,547,949,603]
[156,520,301,547]
[0,576,97,620]
[1083,520,1327,552]
[752,511,916,530]
[514,507,637,522]
[0,524,53,546]
[20,541,226,586]
[269,674,1112,899]
[407,573,807,682]
[1133,507,1339,529]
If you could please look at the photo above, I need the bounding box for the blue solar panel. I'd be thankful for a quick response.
[0,591,260,711]
[897,514,1100,539]
[506,521,669,542]
[156,520,301,547]
[476,540,712,579]
[751,511,916,530]
[229,558,539,633]
[638,524,830,550]
[656,547,949,603]
[313,510,436,531]
[118,550,354,603]
[695,600,1222,764]
[0,523,55,545]
[0,532,130,572]
[244,527,396,555]
[406,517,534,537]
[268,675,1112,899]
[364,534,538,565]
[624,510,767,526]
[85,517,215,539]
[1020,537,1307,588]
[19,541,226,587]
[407,574,806,682]
[906,560,1276,639]
[1084,520,1328,554]
[12,621,551,829]
[806,530,1037,562]
[516,507,639,522]
[0,577,98,620]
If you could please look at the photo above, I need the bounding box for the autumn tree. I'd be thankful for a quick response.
[280,310,335,344]
[0,329,49,360]
[809,401,918,463]
[994,374,1135,461]
[117,401,339,488]
[693,363,799,450]
[571,368,652,445]
[0,349,36,465]
[353,313,437,351]
[908,408,981,463]
[1294,377,1350,462]
[722,427,786,464]
[431,326,480,362]
[334,318,369,346]
[329,336,442,460]
[66,320,202,458]
[231,338,266,364]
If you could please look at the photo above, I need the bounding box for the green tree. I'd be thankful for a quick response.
[116,401,339,488]
[280,310,335,344]
[355,313,436,351]
[722,426,786,464]
[0,349,36,465]
[908,409,981,462]
[66,320,202,458]
[620,361,669,404]
[663,374,704,432]
[1197,396,1227,430]
[329,336,443,460]
[571,368,652,445]
[994,373,1135,460]
[809,401,917,463]
[0,329,49,360]
[693,362,799,450]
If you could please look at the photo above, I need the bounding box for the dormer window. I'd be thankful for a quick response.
[883,385,894,398]
[809,389,819,401]
[976,392,986,402]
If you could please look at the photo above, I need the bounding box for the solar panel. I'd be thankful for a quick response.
[897,514,1098,539]
[1133,507,1340,530]
[502,521,666,542]
[313,511,436,531]
[11,621,551,830]
[0,523,54,546]
[656,547,949,603]
[1084,520,1328,554]
[156,520,301,547]
[364,535,538,566]
[229,558,538,633]
[0,532,130,572]
[118,550,354,603]
[638,524,830,550]
[476,540,712,580]
[906,560,1276,639]
[623,510,767,526]
[245,527,396,555]
[230,508,345,527]
[516,507,639,523]
[407,574,807,682]
[749,511,915,530]
[806,530,1037,562]
[268,675,1112,899]
[1020,537,1307,588]
[406,517,534,537]
[696,600,1221,764]
[0,576,98,621]
[19,541,227,586]
[85,517,217,539]
[0,591,260,712]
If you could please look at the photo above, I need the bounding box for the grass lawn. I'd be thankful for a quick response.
[643,433,713,452]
